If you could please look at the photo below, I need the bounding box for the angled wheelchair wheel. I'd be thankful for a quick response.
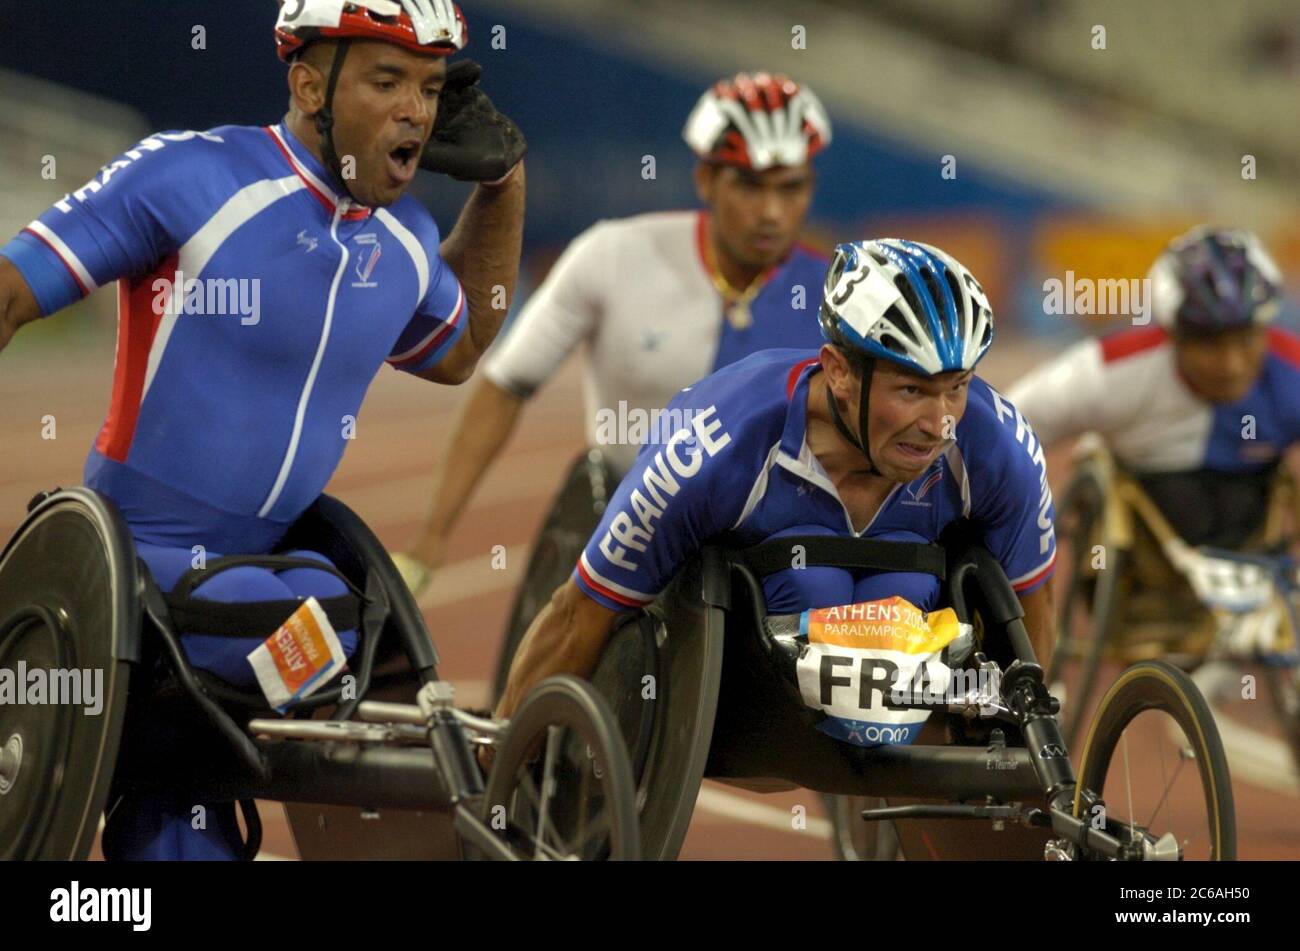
[492,452,613,704]
[0,489,136,860]
[1052,467,1128,750]
[480,676,639,860]
[1072,661,1235,860]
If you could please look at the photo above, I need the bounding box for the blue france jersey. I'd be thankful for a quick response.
[575,350,1057,611]
[0,124,464,550]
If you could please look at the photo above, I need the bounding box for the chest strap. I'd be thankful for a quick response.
[729,535,946,580]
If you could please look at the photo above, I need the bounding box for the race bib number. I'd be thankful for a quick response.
[248,597,347,713]
[795,596,964,747]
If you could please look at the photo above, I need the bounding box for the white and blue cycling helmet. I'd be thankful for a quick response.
[817,239,995,470]
[819,238,994,375]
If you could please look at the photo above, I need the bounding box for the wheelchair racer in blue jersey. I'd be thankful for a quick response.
[0,0,525,859]
[494,238,1058,725]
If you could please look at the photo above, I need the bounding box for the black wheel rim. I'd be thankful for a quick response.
[1075,662,1235,860]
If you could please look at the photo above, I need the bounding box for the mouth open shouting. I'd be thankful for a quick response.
[386,138,422,186]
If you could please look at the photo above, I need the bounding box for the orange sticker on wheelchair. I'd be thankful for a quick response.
[803,596,961,654]
[268,602,331,692]
[248,596,347,712]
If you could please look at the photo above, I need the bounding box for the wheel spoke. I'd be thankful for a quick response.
[533,725,564,859]
[1145,718,1185,833]
[516,768,542,812]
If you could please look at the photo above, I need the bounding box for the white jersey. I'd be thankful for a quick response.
[1007,326,1300,474]
[482,209,828,474]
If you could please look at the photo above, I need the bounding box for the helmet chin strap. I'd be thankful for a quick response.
[313,38,363,206]
[824,358,882,476]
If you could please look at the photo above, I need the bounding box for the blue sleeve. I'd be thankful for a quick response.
[0,130,221,317]
[387,214,466,374]
[575,394,748,611]
[969,385,1057,594]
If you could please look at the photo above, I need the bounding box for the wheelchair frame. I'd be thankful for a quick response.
[586,530,1234,861]
[0,488,637,861]
[1051,437,1300,765]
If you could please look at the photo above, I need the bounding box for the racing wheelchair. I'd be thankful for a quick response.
[499,525,1237,860]
[0,487,639,861]
[1051,436,1300,776]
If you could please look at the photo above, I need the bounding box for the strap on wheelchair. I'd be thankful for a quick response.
[163,555,366,638]
[727,535,947,580]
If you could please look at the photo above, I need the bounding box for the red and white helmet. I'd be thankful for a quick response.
[683,72,832,170]
[275,0,467,62]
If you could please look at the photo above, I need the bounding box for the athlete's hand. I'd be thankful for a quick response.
[391,551,433,597]
[420,59,526,184]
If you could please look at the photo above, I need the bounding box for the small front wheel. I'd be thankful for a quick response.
[479,676,640,860]
[822,795,900,861]
[1073,660,1235,860]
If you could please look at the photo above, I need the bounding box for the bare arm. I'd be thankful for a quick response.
[0,258,43,355]
[415,163,526,384]
[494,577,620,719]
[1018,578,1057,674]
[408,374,525,568]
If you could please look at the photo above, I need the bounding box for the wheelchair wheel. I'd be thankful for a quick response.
[0,489,136,859]
[491,452,612,704]
[1052,468,1126,750]
[822,794,900,861]
[1072,661,1235,860]
[480,676,640,860]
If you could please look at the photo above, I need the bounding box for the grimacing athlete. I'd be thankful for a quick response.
[495,239,1058,726]
[0,0,524,859]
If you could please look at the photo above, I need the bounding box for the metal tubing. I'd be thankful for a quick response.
[191,740,451,810]
[850,744,1045,800]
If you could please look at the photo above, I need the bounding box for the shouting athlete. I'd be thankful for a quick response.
[0,0,525,859]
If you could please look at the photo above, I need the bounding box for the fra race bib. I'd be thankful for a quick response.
[795,596,966,747]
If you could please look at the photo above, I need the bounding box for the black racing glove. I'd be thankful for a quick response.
[420,59,527,183]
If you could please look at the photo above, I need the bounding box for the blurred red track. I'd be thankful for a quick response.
[4,335,1296,860]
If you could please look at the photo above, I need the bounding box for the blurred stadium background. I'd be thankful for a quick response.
[1,0,1297,859]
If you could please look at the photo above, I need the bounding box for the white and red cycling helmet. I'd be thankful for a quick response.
[274,0,467,62]
[683,72,832,170]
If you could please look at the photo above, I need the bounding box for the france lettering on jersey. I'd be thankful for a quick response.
[0,124,464,551]
[574,349,1057,612]
[482,210,829,475]
[1007,326,1300,473]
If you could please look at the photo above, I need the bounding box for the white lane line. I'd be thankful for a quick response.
[1190,663,1300,798]
[694,785,832,839]
[1206,710,1300,797]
